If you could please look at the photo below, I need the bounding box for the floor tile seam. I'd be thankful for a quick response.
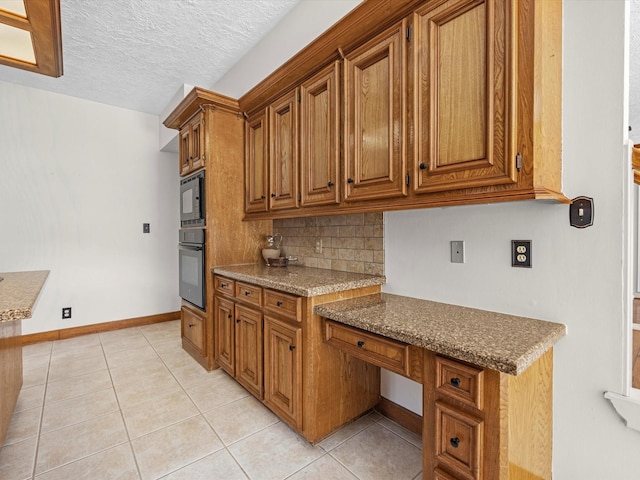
[200,408,282,449]
[318,420,379,453]
[42,385,116,408]
[375,420,423,450]
[32,439,132,478]
[36,406,126,439]
[31,352,52,480]
[149,442,229,480]
[47,362,110,383]
[281,452,344,480]
[325,450,365,480]
[124,409,202,442]
[189,390,252,416]
[223,443,259,480]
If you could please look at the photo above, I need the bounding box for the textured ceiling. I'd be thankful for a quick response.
[0,0,301,114]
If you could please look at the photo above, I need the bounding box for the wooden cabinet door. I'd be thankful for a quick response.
[343,19,408,202]
[214,296,235,376]
[181,304,206,357]
[413,0,516,193]
[189,113,205,172]
[179,126,191,175]
[235,304,263,399]
[300,61,340,207]
[245,112,269,213]
[269,90,299,210]
[264,315,302,429]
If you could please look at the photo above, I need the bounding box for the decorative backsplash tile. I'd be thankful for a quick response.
[273,213,384,276]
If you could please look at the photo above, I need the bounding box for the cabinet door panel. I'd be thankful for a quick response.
[245,113,269,213]
[235,304,263,398]
[344,20,407,202]
[300,62,340,206]
[214,296,235,376]
[414,0,516,193]
[269,90,299,210]
[264,315,302,429]
[190,113,204,171]
[180,128,191,175]
[181,304,205,356]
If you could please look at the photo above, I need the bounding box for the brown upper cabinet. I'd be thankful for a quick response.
[343,19,408,202]
[179,111,205,176]
[412,0,515,193]
[241,0,566,219]
[300,61,341,207]
[245,112,269,213]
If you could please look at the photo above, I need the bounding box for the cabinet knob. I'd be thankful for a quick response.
[236,319,241,324]
[220,283,227,288]
[347,178,354,184]
[227,314,232,319]
[419,162,427,170]
[357,340,365,348]
[450,437,461,448]
[327,181,334,187]
[289,345,296,351]
[261,195,266,200]
[271,193,276,198]
[450,377,461,388]
[188,324,194,328]
[276,301,283,307]
[244,291,250,296]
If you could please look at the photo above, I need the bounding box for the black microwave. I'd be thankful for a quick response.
[180,170,205,227]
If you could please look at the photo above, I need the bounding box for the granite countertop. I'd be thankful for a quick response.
[212,264,385,297]
[0,271,50,322]
[314,293,566,376]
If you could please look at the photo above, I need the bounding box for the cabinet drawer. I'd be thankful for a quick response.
[263,289,301,322]
[235,282,262,307]
[436,356,484,410]
[435,401,483,480]
[323,320,409,376]
[182,305,205,355]
[214,276,235,297]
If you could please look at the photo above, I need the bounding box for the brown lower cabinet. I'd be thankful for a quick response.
[214,275,381,442]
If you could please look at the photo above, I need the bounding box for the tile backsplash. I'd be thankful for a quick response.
[273,213,384,276]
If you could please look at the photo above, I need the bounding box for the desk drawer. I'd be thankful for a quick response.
[323,319,409,376]
[214,276,235,297]
[436,356,484,410]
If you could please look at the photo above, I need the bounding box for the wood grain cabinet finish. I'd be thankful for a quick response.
[245,112,269,213]
[213,275,381,443]
[179,112,205,176]
[181,302,206,357]
[412,0,515,194]
[264,315,302,428]
[300,61,341,207]
[343,19,408,202]
[269,90,299,210]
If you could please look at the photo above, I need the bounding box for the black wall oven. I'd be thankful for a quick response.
[180,170,205,227]
[178,228,206,310]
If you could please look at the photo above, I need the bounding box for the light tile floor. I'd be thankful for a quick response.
[0,320,423,480]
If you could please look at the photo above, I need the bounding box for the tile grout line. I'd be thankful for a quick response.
[29,343,53,480]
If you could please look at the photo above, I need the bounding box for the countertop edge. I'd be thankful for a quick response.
[0,270,50,322]
[314,295,567,376]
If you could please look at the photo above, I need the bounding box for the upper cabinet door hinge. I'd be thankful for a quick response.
[516,153,523,172]
[406,26,412,42]
[406,173,411,186]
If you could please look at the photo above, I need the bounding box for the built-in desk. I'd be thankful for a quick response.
[316,293,566,480]
[0,270,49,450]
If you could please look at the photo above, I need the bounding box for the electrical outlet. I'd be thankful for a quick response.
[450,241,465,263]
[511,240,532,268]
[143,223,150,233]
[62,307,72,319]
[315,238,322,254]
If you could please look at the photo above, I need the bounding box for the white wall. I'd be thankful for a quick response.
[382,1,640,478]
[0,80,180,334]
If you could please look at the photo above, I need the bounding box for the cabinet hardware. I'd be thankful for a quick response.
[227,314,232,319]
[328,181,334,187]
[357,340,365,348]
[236,319,241,323]
[260,195,266,200]
[188,324,194,328]
[516,152,523,172]
[419,162,427,170]
[450,377,461,387]
[271,193,276,197]
[244,291,250,296]
[450,437,461,448]
[276,301,283,307]
[406,173,410,186]
[221,283,227,288]
[289,345,296,351]
[347,178,354,184]
[406,26,412,42]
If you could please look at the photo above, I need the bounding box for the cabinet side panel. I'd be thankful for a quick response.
[507,348,553,479]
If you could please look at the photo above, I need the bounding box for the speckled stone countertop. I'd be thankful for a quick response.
[315,293,566,376]
[0,271,49,322]
[213,264,385,297]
